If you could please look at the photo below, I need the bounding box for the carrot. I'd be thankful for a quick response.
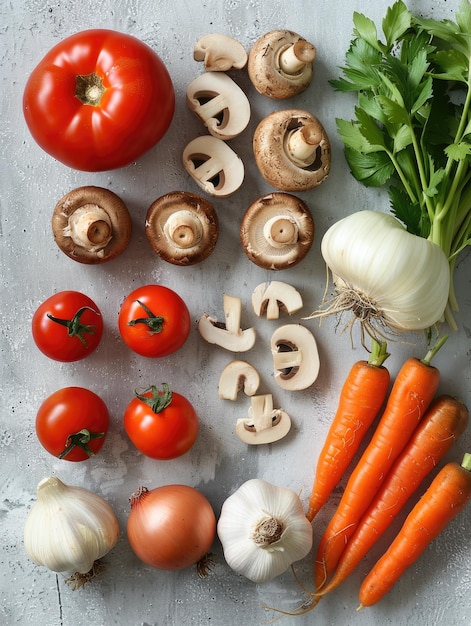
[314,337,446,591]
[315,395,469,597]
[306,339,390,522]
[358,452,471,608]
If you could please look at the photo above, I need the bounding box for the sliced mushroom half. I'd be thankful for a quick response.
[183,135,244,197]
[236,394,291,445]
[194,34,248,71]
[51,186,132,264]
[248,30,316,99]
[240,193,314,270]
[198,294,256,352]
[145,191,218,265]
[186,72,250,139]
[253,109,331,191]
[252,281,303,319]
[271,324,320,390]
[218,360,260,400]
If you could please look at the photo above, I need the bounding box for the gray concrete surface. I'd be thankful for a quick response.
[1,1,470,624]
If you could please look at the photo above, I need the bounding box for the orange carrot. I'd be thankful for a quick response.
[314,337,446,591]
[315,394,469,597]
[306,340,390,522]
[358,452,471,607]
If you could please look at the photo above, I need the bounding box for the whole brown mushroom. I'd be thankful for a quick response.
[51,186,132,264]
[240,193,314,270]
[253,109,331,192]
[248,30,316,99]
[145,191,218,265]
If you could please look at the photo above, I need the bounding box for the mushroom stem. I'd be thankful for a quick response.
[263,216,299,247]
[63,205,113,252]
[284,124,322,168]
[278,41,316,75]
[163,209,203,249]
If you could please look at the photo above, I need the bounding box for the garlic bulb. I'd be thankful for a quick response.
[24,476,119,578]
[314,210,450,338]
[217,479,312,583]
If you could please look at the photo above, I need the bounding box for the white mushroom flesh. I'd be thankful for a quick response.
[236,394,291,445]
[62,204,113,253]
[252,281,303,319]
[270,324,320,390]
[183,135,245,197]
[218,360,260,400]
[186,72,250,139]
[193,34,248,71]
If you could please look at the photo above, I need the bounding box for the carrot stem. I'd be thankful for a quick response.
[422,334,448,366]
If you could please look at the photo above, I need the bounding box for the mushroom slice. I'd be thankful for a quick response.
[270,324,320,391]
[145,191,218,265]
[218,360,260,400]
[198,294,256,352]
[240,193,314,270]
[183,135,244,197]
[51,186,132,264]
[194,34,248,71]
[248,30,316,99]
[253,109,331,191]
[186,72,251,139]
[236,394,291,445]
[252,281,303,320]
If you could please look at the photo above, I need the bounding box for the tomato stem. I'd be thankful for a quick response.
[47,306,99,348]
[59,428,105,459]
[75,73,106,106]
[127,300,165,333]
[135,383,173,414]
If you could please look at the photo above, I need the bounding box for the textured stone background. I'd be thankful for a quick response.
[1,1,470,624]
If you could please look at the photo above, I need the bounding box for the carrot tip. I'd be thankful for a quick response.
[356,603,364,612]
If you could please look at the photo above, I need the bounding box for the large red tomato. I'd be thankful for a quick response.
[118,284,191,358]
[32,290,103,362]
[23,29,175,171]
[124,384,198,460]
[36,387,110,462]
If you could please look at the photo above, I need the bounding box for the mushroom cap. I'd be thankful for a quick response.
[145,191,218,265]
[240,193,314,270]
[248,30,315,99]
[253,109,331,192]
[51,186,132,264]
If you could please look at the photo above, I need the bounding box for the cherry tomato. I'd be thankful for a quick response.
[124,384,198,460]
[23,29,175,171]
[118,285,191,358]
[36,387,109,462]
[32,291,103,362]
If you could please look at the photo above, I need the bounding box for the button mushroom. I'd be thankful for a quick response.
[253,109,331,191]
[270,324,320,391]
[145,191,218,265]
[186,72,251,139]
[198,294,256,352]
[248,30,316,99]
[251,281,303,320]
[218,360,261,400]
[236,394,291,445]
[240,193,314,270]
[51,186,132,264]
[182,135,244,197]
[193,34,248,71]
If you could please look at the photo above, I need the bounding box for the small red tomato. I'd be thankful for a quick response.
[23,29,175,171]
[36,387,109,462]
[118,284,191,358]
[124,384,198,460]
[32,290,103,362]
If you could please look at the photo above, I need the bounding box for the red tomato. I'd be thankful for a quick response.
[23,29,175,171]
[32,290,103,362]
[118,285,191,358]
[124,384,198,460]
[36,387,109,462]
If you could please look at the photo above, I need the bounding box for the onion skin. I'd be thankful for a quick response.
[127,484,216,570]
